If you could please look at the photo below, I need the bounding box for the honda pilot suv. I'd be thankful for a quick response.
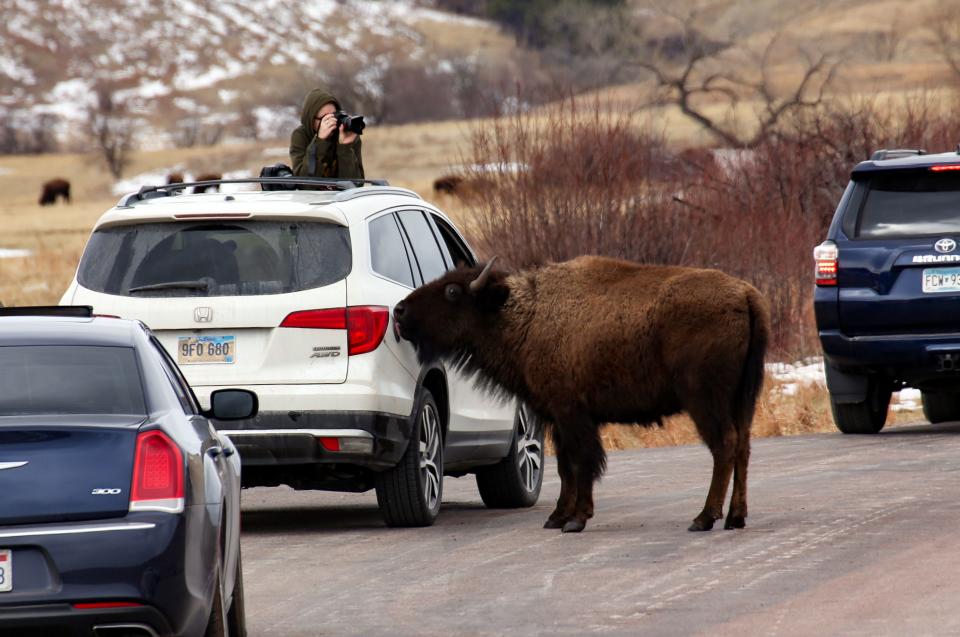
[815,148,960,433]
[61,175,544,526]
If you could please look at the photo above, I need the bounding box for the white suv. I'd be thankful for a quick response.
[61,175,544,526]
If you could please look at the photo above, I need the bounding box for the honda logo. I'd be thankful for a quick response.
[194,307,213,323]
[935,238,956,253]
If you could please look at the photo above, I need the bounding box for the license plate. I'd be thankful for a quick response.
[922,268,960,293]
[0,549,11,593]
[178,336,236,365]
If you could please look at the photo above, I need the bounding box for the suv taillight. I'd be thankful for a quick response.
[813,241,839,286]
[129,430,184,513]
[280,306,389,355]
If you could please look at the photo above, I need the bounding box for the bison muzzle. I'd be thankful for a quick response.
[394,255,770,533]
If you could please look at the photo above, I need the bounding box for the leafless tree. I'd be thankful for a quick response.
[86,85,135,178]
[929,1,960,80]
[867,12,906,62]
[633,10,839,148]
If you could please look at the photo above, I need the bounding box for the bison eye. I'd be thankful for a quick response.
[444,283,463,302]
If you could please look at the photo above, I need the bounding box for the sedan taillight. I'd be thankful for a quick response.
[813,241,839,286]
[129,430,184,514]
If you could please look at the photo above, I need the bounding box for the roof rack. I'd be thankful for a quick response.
[0,305,93,318]
[870,149,927,161]
[117,176,392,207]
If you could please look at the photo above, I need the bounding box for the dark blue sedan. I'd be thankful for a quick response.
[0,307,256,637]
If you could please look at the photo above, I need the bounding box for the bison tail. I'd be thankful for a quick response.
[732,289,770,429]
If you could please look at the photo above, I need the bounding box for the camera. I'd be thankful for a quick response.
[334,110,366,135]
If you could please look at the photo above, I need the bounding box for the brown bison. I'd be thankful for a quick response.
[193,172,222,193]
[38,178,71,205]
[393,256,770,533]
[433,174,463,195]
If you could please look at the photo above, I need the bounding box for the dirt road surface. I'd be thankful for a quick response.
[240,421,960,636]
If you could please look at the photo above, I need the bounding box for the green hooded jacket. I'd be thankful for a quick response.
[289,88,365,180]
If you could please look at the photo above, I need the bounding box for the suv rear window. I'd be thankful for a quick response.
[855,170,960,239]
[0,346,145,416]
[78,221,351,297]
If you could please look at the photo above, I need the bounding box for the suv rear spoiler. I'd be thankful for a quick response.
[870,149,927,161]
[0,306,93,318]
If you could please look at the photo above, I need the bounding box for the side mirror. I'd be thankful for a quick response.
[207,389,258,421]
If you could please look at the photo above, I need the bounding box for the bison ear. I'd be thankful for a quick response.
[476,280,509,312]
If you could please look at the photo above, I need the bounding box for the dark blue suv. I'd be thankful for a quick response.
[815,148,960,433]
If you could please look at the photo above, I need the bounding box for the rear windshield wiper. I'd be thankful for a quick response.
[128,280,209,294]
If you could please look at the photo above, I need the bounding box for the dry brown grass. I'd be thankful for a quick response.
[578,379,924,454]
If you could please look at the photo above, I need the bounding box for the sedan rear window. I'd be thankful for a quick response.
[78,221,351,297]
[856,171,960,238]
[0,346,146,416]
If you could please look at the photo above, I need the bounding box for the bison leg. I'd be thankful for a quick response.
[724,432,750,530]
[689,425,737,532]
[562,423,605,534]
[544,428,577,529]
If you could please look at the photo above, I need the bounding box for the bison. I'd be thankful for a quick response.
[193,172,222,193]
[38,178,71,205]
[393,255,770,533]
[166,172,184,185]
[433,174,463,195]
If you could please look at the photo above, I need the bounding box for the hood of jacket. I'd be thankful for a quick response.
[300,89,341,131]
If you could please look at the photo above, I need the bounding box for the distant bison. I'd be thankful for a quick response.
[166,172,184,185]
[393,256,770,533]
[433,175,463,195]
[38,178,71,206]
[193,173,222,193]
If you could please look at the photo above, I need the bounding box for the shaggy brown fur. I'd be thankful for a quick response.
[394,256,770,533]
[38,178,71,205]
[433,175,463,195]
[193,172,222,193]
[166,172,184,184]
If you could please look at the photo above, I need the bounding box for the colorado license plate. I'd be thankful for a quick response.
[922,268,960,293]
[0,549,11,592]
[178,335,236,364]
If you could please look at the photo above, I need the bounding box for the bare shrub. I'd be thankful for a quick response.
[86,84,135,178]
[0,111,59,154]
[458,93,960,359]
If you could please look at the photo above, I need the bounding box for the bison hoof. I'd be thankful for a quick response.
[562,520,586,533]
[543,518,566,529]
[724,515,746,530]
[688,517,716,532]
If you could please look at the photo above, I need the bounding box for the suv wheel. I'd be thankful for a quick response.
[921,391,960,423]
[376,389,443,527]
[476,403,544,508]
[830,377,892,434]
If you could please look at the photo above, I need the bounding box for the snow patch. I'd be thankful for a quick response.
[0,248,32,259]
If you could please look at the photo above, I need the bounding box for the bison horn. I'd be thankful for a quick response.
[469,257,499,293]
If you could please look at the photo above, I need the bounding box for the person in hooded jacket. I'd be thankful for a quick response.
[290,88,365,180]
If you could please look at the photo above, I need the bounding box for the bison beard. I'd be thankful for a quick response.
[394,255,770,533]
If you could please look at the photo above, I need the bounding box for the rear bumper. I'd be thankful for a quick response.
[219,410,412,472]
[0,512,212,637]
[819,328,960,385]
[0,603,171,636]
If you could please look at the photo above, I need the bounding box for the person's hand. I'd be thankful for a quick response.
[317,113,338,140]
[339,124,357,145]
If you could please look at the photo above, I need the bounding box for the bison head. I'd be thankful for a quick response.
[394,259,509,365]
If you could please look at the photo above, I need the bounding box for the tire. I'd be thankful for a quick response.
[921,391,960,424]
[375,389,443,527]
[830,376,892,434]
[476,403,544,508]
[226,548,246,637]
